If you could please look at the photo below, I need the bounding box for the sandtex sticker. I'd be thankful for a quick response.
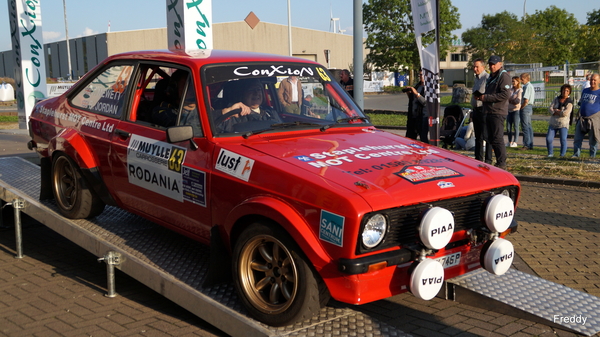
[395,165,463,184]
[215,149,254,182]
[319,210,344,247]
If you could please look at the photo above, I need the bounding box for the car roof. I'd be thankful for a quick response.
[105,49,319,69]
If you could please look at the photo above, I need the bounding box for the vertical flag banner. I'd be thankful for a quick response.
[8,0,48,129]
[411,0,440,145]
[167,0,213,51]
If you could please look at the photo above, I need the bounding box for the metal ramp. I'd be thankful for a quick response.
[1,156,599,336]
[0,157,410,337]
[443,265,600,336]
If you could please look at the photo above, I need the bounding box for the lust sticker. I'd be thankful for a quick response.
[319,210,344,247]
[215,149,254,182]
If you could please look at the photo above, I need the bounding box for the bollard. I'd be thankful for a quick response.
[2,199,25,259]
[12,199,25,259]
[97,251,122,298]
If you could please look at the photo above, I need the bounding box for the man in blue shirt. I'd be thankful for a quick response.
[519,73,535,150]
[573,73,600,158]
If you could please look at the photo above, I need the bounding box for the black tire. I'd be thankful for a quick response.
[51,155,105,219]
[232,222,329,326]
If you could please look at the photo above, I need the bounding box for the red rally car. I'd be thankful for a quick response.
[28,49,519,327]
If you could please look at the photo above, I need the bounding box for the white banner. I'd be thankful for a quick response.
[47,83,75,97]
[411,0,436,36]
[8,0,48,129]
[411,0,440,142]
[363,81,384,93]
[167,0,213,51]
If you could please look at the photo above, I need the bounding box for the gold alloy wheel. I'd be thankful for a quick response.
[238,234,299,314]
[53,155,79,212]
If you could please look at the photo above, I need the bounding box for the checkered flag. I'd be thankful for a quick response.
[422,68,439,103]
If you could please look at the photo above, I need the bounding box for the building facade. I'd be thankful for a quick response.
[0,22,362,80]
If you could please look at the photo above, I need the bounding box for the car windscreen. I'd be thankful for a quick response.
[202,62,369,137]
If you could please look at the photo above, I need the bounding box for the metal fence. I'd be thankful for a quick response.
[534,87,584,109]
[507,61,600,109]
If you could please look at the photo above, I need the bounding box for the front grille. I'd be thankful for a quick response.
[357,186,519,254]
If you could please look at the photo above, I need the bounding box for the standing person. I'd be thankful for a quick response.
[278,75,302,114]
[470,58,492,163]
[506,76,522,148]
[519,73,535,150]
[340,69,354,98]
[546,84,573,158]
[474,55,511,169]
[572,73,600,158]
[404,71,429,143]
[583,74,591,89]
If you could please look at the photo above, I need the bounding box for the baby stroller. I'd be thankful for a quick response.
[440,105,470,148]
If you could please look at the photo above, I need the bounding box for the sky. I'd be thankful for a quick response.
[0,0,594,52]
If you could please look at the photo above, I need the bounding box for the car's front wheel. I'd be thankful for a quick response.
[51,154,105,219]
[232,221,329,326]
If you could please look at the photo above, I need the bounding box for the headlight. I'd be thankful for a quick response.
[362,214,387,248]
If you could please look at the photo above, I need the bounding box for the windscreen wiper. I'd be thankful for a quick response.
[335,116,370,124]
[242,121,325,138]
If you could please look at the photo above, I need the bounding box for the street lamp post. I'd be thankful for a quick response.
[62,0,72,80]
[287,0,292,56]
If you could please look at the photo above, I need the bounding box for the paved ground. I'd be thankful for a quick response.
[2,180,598,337]
[1,119,599,336]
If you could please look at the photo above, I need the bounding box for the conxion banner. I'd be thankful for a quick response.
[8,0,48,129]
[166,0,213,51]
[411,0,440,145]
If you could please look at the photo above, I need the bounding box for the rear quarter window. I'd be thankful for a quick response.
[70,64,134,118]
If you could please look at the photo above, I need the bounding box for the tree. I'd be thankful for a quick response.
[462,6,581,66]
[525,6,580,66]
[587,9,600,26]
[363,0,461,73]
[575,25,600,62]
[576,9,600,62]
[461,11,525,64]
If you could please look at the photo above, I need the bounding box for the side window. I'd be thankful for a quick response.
[71,64,134,118]
[134,65,203,137]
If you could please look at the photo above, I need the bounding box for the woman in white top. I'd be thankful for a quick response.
[546,84,573,157]
[506,76,522,148]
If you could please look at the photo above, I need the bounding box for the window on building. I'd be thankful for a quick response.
[451,54,467,62]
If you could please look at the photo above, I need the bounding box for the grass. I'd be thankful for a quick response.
[0,115,18,122]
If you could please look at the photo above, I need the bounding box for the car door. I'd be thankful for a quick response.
[108,63,214,242]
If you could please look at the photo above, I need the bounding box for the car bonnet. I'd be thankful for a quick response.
[241,128,519,211]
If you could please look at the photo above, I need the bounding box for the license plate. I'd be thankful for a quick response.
[435,252,461,268]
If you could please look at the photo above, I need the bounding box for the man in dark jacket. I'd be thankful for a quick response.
[474,55,511,169]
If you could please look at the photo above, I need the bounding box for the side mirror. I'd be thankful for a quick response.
[167,125,198,150]
[167,125,194,143]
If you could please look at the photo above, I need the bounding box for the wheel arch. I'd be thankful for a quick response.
[48,131,117,206]
[224,196,332,271]
[48,128,99,170]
